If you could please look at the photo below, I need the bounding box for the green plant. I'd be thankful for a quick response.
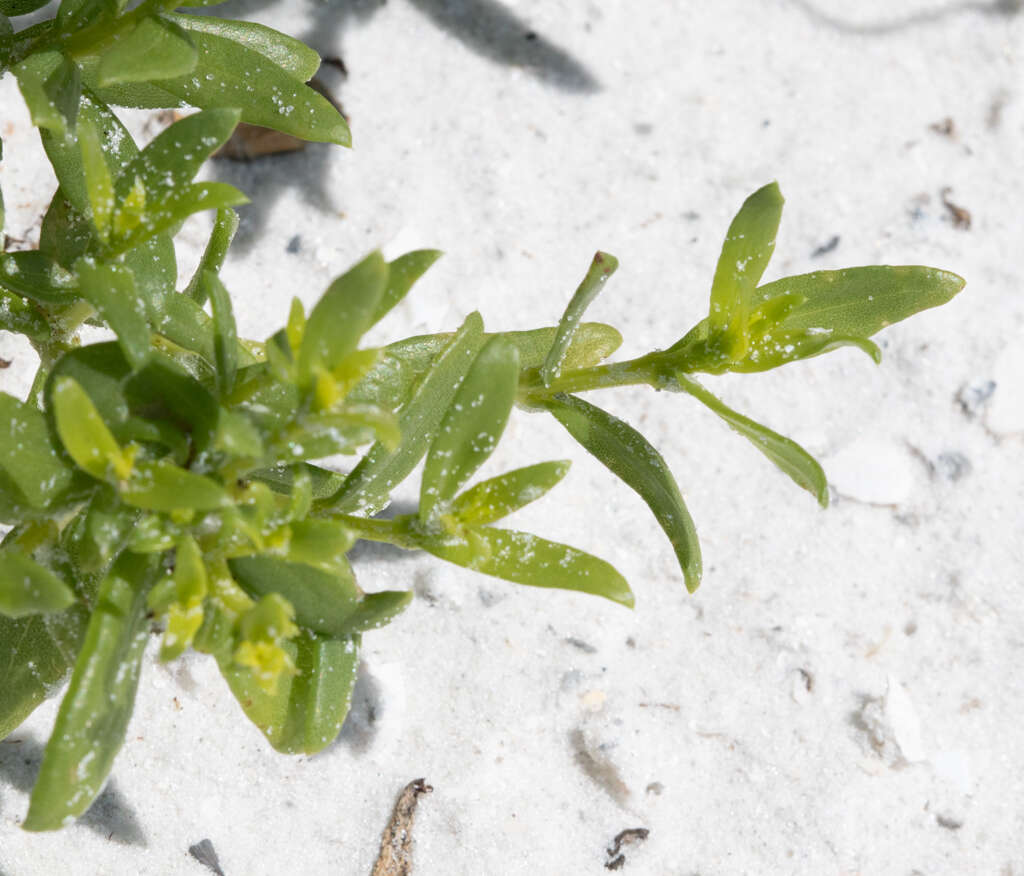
[0,1,964,832]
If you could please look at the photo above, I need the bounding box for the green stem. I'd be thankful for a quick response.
[337,514,419,549]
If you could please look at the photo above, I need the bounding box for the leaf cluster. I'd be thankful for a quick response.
[0,2,964,831]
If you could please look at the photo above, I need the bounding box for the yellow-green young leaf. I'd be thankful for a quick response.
[284,519,356,571]
[97,15,197,86]
[450,460,571,526]
[328,312,486,515]
[371,249,443,326]
[120,459,229,511]
[51,377,132,481]
[0,393,75,508]
[540,251,618,387]
[227,555,361,639]
[232,593,299,692]
[413,524,634,608]
[78,117,113,238]
[0,549,76,617]
[219,631,360,754]
[753,265,967,338]
[676,373,828,506]
[421,336,519,521]
[24,552,157,832]
[543,394,703,593]
[708,182,784,352]
[724,328,881,374]
[184,207,238,304]
[297,252,388,388]
[74,258,150,367]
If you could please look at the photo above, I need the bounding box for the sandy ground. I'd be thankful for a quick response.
[2,0,1024,873]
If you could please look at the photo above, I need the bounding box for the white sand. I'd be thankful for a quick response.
[2,0,1023,873]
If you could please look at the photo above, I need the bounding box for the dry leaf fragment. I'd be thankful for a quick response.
[371,778,433,876]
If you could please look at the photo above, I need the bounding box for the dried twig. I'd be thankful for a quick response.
[371,778,433,876]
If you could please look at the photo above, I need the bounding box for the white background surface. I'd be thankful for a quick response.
[1,0,1023,873]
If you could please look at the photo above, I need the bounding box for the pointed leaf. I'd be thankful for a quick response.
[97,15,197,86]
[0,290,50,342]
[540,251,618,386]
[328,312,485,514]
[205,270,237,395]
[413,524,633,607]
[708,182,784,341]
[542,394,702,593]
[220,631,359,754]
[339,589,412,633]
[421,335,519,520]
[0,251,78,304]
[297,252,387,387]
[0,549,76,617]
[450,460,570,526]
[14,51,80,136]
[372,249,443,325]
[51,376,131,481]
[184,207,238,304]
[120,460,229,511]
[24,553,156,831]
[676,373,828,506]
[78,117,114,237]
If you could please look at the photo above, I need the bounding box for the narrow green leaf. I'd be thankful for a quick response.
[542,394,702,593]
[164,13,321,82]
[339,590,412,633]
[24,552,156,831]
[413,524,633,607]
[725,329,882,373]
[155,292,216,363]
[371,249,443,326]
[297,252,387,387]
[328,311,485,514]
[0,290,50,341]
[0,549,75,617]
[123,355,219,451]
[97,15,197,86]
[220,631,360,754]
[14,51,80,136]
[78,117,114,238]
[47,343,132,436]
[708,182,784,340]
[74,257,150,368]
[421,335,519,521]
[205,270,237,396]
[252,463,344,502]
[51,376,131,481]
[540,251,618,387]
[754,265,967,338]
[676,373,828,506]
[184,207,238,304]
[450,460,571,526]
[0,252,78,304]
[0,392,74,507]
[122,233,177,320]
[121,460,229,511]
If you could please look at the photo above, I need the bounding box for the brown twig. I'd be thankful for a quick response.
[371,778,433,876]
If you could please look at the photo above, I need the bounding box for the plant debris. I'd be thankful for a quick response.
[188,838,226,876]
[371,778,433,876]
[810,235,840,258]
[604,827,650,870]
[941,187,972,230]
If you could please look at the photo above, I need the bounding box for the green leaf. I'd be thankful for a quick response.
[219,630,359,754]
[124,355,219,452]
[328,311,485,514]
[13,52,80,136]
[371,249,443,326]
[0,251,78,304]
[0,549,76,617]
[57,0,115,35]
[420,335,519,521]
[0,0,51,15]
[540,251,618,387]
[252,463,344,502]
[205,270,237,396]
[725,329,882,374]
[155,292,216,363]
[412,524,633,607]
[184,207,238,304]
[228,555,375,640]
[51,376,132,481]
[753,265,967,338]
[74,257,150,368]
[708,182,784,346]
[78,115,114,237]
[47,343,131,435]
[63,487,138,574]
[675,373,828,506]
[120,460,229,511]
[0,291,50,341]
[337,589,412,634]
[542,394,702,593]
[24,553,157,831]
[121,233,177,321]
[164,13,321,82]
[297,252,387,387]
[0,392,75,507]
[97,15,197,86]
[0,607,88,741]
[450,460,570,526]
